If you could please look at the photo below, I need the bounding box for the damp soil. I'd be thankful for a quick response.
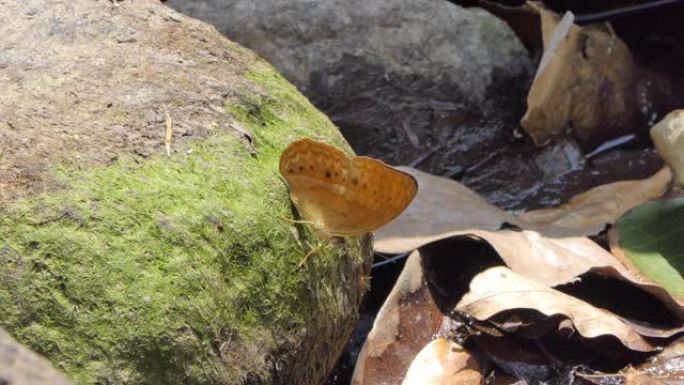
[325,2,684,383]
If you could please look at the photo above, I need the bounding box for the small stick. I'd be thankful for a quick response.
[409,142,445,168]
[165,112,173,158]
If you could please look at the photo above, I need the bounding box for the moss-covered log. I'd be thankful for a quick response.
[0,1,371,384]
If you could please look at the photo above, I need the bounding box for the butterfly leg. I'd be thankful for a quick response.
[279,216,315,226]
[297,242,324,268]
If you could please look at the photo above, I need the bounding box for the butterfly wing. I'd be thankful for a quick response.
[279,138,417,237]
[338,156,417,235]
[280,139,356,235]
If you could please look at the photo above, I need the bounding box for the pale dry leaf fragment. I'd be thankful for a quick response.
[534,8,574,79]
[651,110,684,186]
[457,266,656,352]
[401,338,482,385]
[352,252,443,385]
[165,111,173,158]
[521,2,638,144]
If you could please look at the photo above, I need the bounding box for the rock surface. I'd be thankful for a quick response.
[0,329,70,385]
[0,0,371,384]
[165,0,533,166]
[165,0,666,214]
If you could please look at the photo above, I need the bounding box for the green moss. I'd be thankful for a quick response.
[0,61,365,384]
[235,61,354,154]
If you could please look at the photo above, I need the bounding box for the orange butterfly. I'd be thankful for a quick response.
[279,138,417,237]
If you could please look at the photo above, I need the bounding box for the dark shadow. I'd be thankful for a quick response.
[555,272,679,328]
[420,235,505,313]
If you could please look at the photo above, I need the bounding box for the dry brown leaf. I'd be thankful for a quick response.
[401,338,482,385]
[375,167,670,253]
[352,252,443,385]
[651,110,684,186]
[417,227,684,344]
[374,167,517,253]
[520,167,672,234]
[521,2,638,144]
[417,229,684,321]
[457,266,656,352]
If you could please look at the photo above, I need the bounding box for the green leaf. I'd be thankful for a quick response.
[613,198,684,301]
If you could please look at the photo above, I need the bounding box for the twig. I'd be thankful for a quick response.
[165,112,173,158]
[408,142,445,168]
[575,0,684,24]
[372,251,411,269]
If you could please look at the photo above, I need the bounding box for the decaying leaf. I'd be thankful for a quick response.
[519,167,672,235]
[520,3,638,144]
[401,338,481,385]
[610,198,684,302]
[375,167,671,253]
[457,266,656,352]
[352,252,443,385]
[651,110,684,186]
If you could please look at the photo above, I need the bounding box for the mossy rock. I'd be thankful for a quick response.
[0,1,371,384]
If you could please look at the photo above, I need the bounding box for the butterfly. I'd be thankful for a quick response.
[279,138,417,237]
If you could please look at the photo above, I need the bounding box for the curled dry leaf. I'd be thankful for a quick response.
[375,167,671,253]
[352,252,443,385]
[401,338,481,385]
[651,110,684,186]
[457,267,656,352]
[383,225,684,319]
[521,2,638,144]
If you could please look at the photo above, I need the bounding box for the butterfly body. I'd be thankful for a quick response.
[279,138,417,237]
